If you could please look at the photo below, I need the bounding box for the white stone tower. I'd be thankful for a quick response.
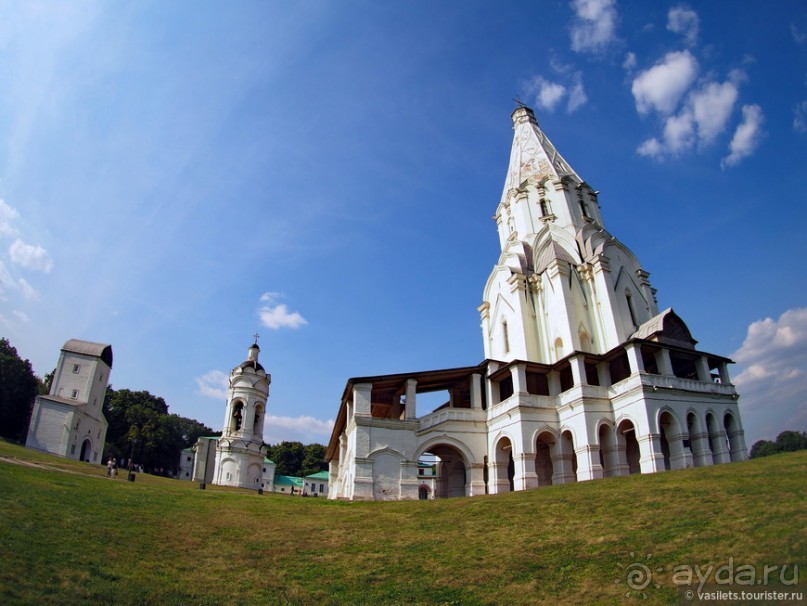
[481,105,659,363]
[213,340,270,490]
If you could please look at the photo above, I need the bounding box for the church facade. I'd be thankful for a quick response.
[325,107,748,501]
[26,339,113,464]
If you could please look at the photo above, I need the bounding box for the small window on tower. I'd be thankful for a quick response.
[626,291,639,329]
[579,198,590,219]
[71,389,79,399]
[503,320,510,353]
[73,364,80,374]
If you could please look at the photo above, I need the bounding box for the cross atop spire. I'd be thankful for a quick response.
[253,333,260,346]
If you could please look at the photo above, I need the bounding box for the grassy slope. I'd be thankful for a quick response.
[0,440,804,605]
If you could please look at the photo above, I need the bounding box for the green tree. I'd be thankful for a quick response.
[266,441,305,476]
[749,439,779,458]
[102,389,212,475]
[37,369,55,396]
[301,443,327,477]
[775,430,807,453]
[265,441,327,477]
[0,338,39,441]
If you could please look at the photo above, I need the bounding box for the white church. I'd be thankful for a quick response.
[325,106,748,501]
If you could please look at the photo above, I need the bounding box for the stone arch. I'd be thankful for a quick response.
[658,408,688,470]
[686,409,710,467]
[597,420,619,477]
[534,430,556,486]
[253,402,264,434]
[724,411,744,462]
[705,411,728,464]
[369,448,403,500]
[231,400,245,431]
[615,417,641,475]
[554,338,564,361]
[492,434,515,493]
[557,429,578,483]
[79,438,92,462]
[415,441,469,499]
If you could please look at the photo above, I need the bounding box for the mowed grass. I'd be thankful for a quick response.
[0,440,804,605]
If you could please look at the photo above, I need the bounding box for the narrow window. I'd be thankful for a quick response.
[626,291,639,328]
[71,389,79,399]
[503,320,510,353]
[540,198,549,216]
[73,364,80,374]
[579,198,589,219]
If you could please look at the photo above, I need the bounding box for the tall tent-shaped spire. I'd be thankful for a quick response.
[502,106,581,199]
[483,106,658,363]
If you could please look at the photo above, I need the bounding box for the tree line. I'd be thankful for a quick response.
[264,441,327,478]
[749,431,807,459]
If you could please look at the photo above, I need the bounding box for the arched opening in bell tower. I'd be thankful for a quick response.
[231,401,244,431]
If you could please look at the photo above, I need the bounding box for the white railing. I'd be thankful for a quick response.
[418,408,486,430]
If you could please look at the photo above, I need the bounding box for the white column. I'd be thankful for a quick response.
[625,343,645,374]
[511,363,528,395]
[569,355,587,386]
[695,356,711,382]
[404,379,417,420]
[470,373,483,409]
[596,362,612,388]
[353,383,372,417]
[654,348,673,376]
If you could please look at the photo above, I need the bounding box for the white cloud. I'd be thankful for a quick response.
[259,303,308,329]
[525,71,587,114]
[530,77,566,112]
[732,308,807,444]
[9,239,53,273]
[794,100,807,134]
[17,277,38,301]
[257,292,307,329]
[637,74,743,160]
[667,6,699,46]
[631,50,699,115]
[722,104,764,168]
[637,137,664,159]
[792,24,807,45]
[662,111,696,153]
[623,52,637,72]
[12,310,29,324]
[260,291,282,303]
[263,414,335,444]
[566,74,588,112]
[689,80,740,145]
[569,0,618,54]
[196,370,229,400]
[0,200,20,238]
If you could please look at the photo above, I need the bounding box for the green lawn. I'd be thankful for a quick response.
[0,439,804,605]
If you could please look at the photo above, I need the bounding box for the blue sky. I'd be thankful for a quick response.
[1,1,804,447]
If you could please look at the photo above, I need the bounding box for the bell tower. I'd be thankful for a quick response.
[213,338,270,490]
